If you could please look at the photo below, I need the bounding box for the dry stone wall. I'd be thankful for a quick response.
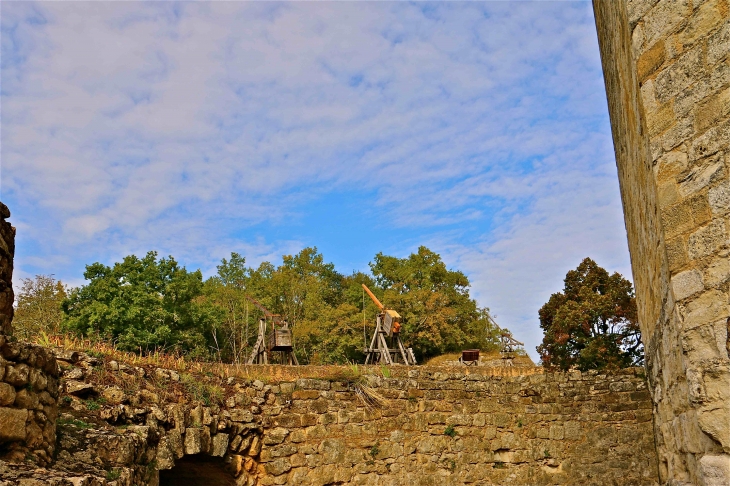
[0,204,60,467]
[0,203,14,337]
[593,1,730,484]
[0,337,60,466]
[0,357,658,486]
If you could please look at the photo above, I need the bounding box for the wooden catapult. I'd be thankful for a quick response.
[245,296,298,365]
[362,284,417,365]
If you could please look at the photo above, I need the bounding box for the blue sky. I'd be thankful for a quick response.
[1,1,632,361]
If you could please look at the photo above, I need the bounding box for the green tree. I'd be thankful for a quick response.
[13,275,67,340]
[203,253,251,363]
[62,251,216,356]
[370,246,500,361]
[537,258,641,371]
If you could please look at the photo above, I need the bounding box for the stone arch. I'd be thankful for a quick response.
[159,455,236,486]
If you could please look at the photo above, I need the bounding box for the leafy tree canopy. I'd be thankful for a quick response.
[370,246,500,360]
[14,275,67,340]
[61,246,504,364]
[537,258,642,371]
[62,251,217,356]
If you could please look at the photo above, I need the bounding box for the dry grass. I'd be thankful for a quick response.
[39,334,384,385]
[39,334,537,391]
[425,350,536,367]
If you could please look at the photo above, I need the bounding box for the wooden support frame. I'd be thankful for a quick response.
[364,314,417,365]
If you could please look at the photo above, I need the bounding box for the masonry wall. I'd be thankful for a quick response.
[593,1,730,484]
[0,338,59,466]
[0,358,659,486]
[0,203,14,337]
[0,204,60,467]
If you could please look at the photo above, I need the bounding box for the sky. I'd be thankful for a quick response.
[1,1,632,361]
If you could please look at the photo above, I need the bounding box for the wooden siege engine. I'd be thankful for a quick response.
[245,296,298,365]
[362,284,417,366]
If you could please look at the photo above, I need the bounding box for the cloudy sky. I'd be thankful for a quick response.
[1,1,632,360]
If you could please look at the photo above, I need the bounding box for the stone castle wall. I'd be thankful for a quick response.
[0,338,59,466]
[0,358,659,486]
[0,204,60,467]
[0,203,15,336]
[593,1,729,484]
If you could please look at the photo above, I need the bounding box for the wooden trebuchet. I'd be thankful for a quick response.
[362,284,417,366]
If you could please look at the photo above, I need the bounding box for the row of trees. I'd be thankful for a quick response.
[14,251,643,370]
[15,247,503,364]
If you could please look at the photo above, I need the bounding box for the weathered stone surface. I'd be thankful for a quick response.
[0,382,16,406]
[700,454,730,486]
[0,407,27,442]
[4,364,29,387]
[65,380,95,397]
[594,1,730,484]
[211,433,229,457]
[671,269,705,301]
[184,427,202,455]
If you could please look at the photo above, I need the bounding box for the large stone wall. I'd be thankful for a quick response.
[0,204,60,467]
[0,203,14,337]
[0,338,59,466]
[0,357,659,486]
[593,1,730,484]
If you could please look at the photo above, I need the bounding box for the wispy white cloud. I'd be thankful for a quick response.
[1,1,631,360]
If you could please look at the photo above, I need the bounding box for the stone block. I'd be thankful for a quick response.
[318,438,346,464]
[65,380,95,397]
[655,44,703,104]
[699,454,730,486]
[666,236,690,271]
[677,0,728,47]
[184,427,202,455]
[263,427,289,446]
[647,100,676,136]
[709,180,730,215]
[211,433,229,457]
[696,86,730,132]
[291,390,319,400]
[678,156,724,197]
[0,407,27,442]
[690,118,730,161]
[549,424,565,440]
[0,382,16,406]
[671,269,705,300]
[167,429,184,459]
[704,256,730,288]
[156,436,175,470]
[681,322,727,361]
[14,388,39,410]
[264,457,291,477]
[230,409,254,423]
[642,0,692,47]
[638,38,666,80]
[688,219,727,259]
[5,364,29,387]
[681,290,729,330]
[662,200,696,238]
[708,19,730,66]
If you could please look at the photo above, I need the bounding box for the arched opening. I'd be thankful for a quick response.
[159,455,236,486]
